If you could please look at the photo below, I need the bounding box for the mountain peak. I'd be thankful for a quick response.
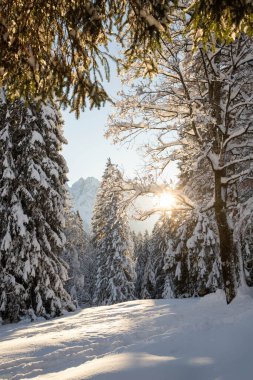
[69,177,100,232]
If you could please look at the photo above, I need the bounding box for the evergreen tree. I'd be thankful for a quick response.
[0,91,75,323]
[92,159,136,305]
[83,239,98,304]
[139,231,156,299]
[162,211,222,299]
[162,217,191,299]
[190,0,253,44]
[63,194,94,306]
[0,0,174,114]
[131,231,141,261]
[149,214,174,298]
[135,231,149,298]
[162,239,177,299]
[1,1,252,111]
[236,197,253,287]
[186,213,222,296]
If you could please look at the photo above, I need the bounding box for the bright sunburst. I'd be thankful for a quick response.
[158,192,177,210]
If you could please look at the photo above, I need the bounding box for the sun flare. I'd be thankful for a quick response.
[158,192,177,210]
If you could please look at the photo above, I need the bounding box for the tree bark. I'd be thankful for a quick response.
[214,171,238,303]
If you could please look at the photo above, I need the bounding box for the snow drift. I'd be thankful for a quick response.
[0,289,253,379]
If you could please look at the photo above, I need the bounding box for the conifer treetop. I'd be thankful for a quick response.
[0,0,176,116]
[92,159,136,305]
[1,1,252,116]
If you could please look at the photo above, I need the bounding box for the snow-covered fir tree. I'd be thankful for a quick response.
[138,216,174,300]
[236,197,253,287]
[186,213,222,296]
[162,216,190,299]
[0,92,75,323]
[139,232,156,299]
[63,194,95,306]
[92,159,136,305]
[162,211,222,299]
[162,239,177,299]
[149,214,174,298]
[131,231,141,261]
[135,230,149,298]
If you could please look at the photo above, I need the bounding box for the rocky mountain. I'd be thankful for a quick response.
[69,177,100,232]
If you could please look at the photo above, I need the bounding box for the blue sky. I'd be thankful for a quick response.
[62,41,179,186]
[62,41,147,185]
[62,72,146,185]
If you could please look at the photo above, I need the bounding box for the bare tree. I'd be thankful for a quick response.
[106,31,253,303]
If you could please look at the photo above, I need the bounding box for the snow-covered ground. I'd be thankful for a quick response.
[1,289,253,380]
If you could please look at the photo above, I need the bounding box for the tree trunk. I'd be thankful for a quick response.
[214,171,238,304]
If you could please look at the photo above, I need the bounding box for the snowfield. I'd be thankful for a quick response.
[1,289,253,380]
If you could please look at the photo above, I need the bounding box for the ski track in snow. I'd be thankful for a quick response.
[0,290,253,380]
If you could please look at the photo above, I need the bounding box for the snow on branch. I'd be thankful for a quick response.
[220,155,253,170]
[200,197,215,212]
[224,121,253,147]
[118,178,195,215]
[140,9,165,33]
[221,169,251,185]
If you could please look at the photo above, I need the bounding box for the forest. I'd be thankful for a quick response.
[0,1,253,379]
[1,7,253,322]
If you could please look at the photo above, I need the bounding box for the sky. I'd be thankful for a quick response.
[62,88,143,185]
[62,50,178,186]
[62,45,147,185]
[62,87,178,185]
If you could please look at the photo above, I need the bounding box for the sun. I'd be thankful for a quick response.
[158,192,177,210]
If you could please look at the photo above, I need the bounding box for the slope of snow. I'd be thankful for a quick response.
[69,177,100,231]
[0,289,253,380]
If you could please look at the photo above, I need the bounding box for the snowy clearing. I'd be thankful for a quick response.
[1,289,253,380]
